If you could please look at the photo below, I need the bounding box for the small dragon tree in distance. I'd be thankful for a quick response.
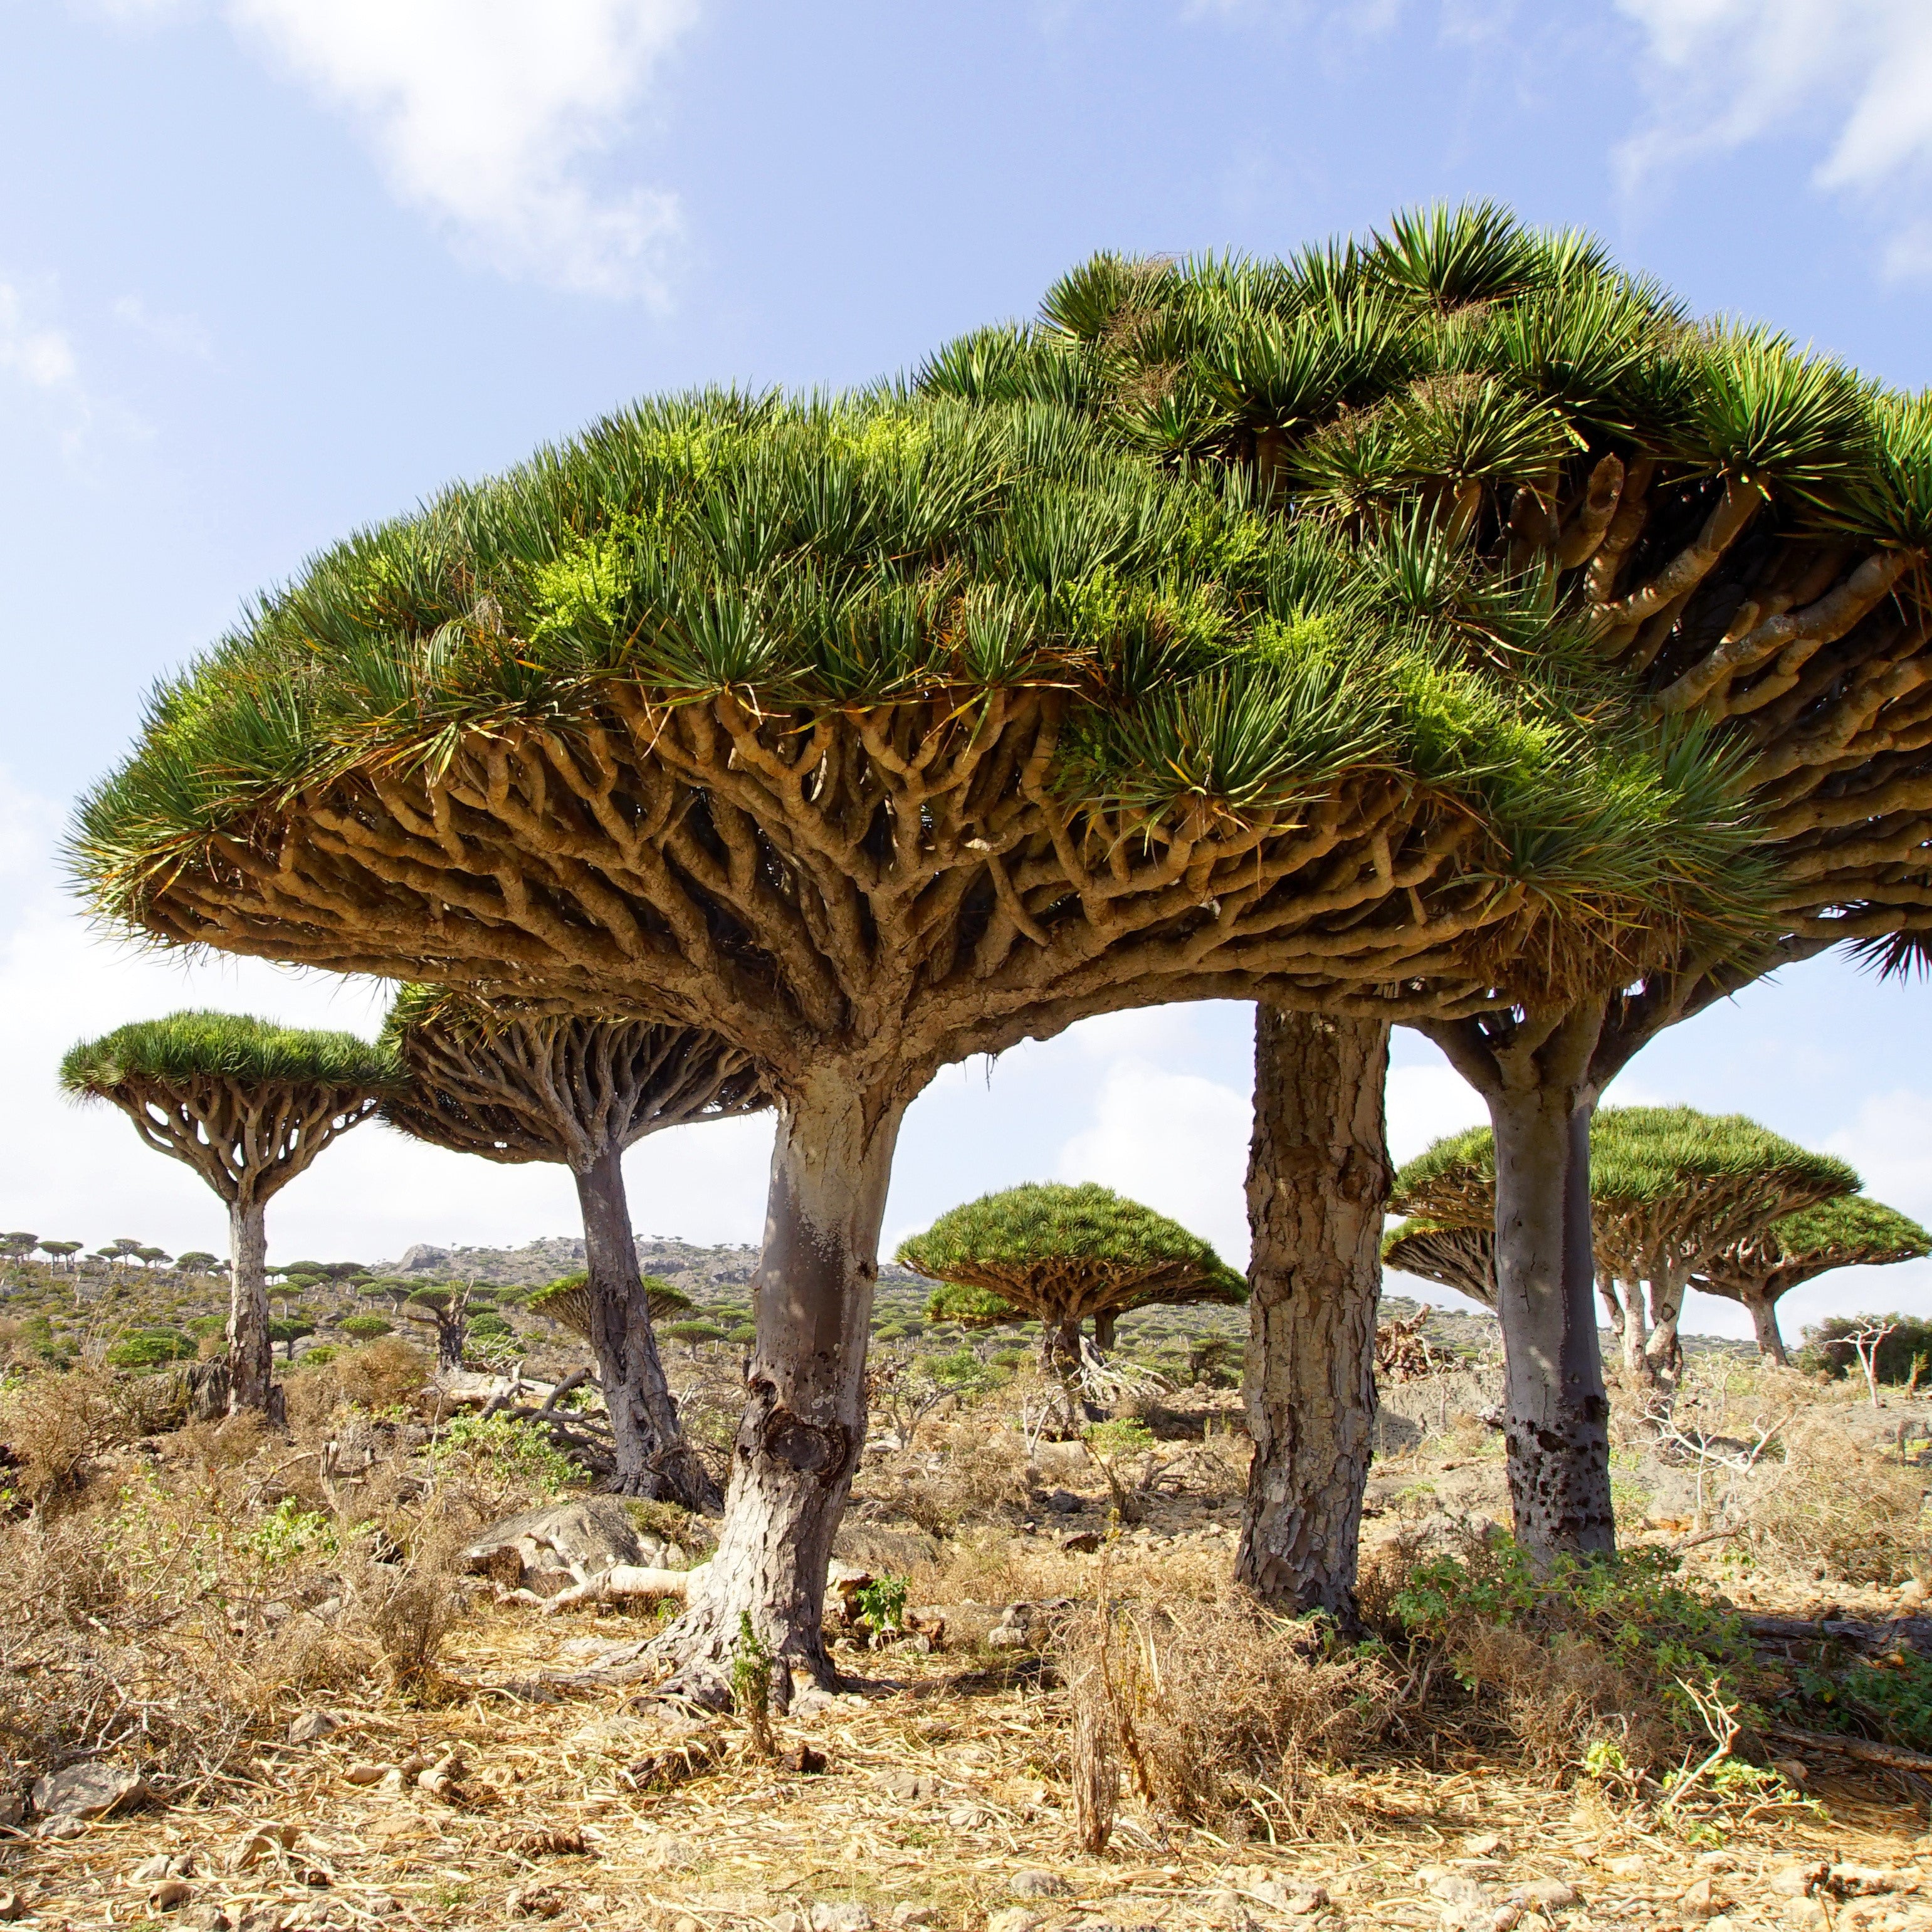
[897,1180,1246,1382]
[1394,1106,1857,1384]
[381,987,767,1511]
[1694,1194,1931,1365]
[68,386,1761,1689]
[59,1011,397,1417]
[530,1270,693,1335]
[1383,1217,1497,1309]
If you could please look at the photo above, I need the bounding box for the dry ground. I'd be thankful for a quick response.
[3,1346,1929,1932]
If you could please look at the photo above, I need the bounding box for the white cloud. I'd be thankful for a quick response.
[112,296,214,363]
[0,285,80,393]
[0,766,772,1265]
[1615,0,1932,270]
[228,0,695,298]
[1056,1059,1254,1263]
[80,0,698,298]
[1385,1061,1488,1167]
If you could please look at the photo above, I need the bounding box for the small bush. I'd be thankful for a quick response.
[104,1328,196,1370]
[339,1315,392,1341]
[334,1336,430,1410]
[295,1344,340,1367]
[426,1411,578,1505]
[1061,1593,1396,1842]
[1737,1419,1926,1585]
[466,1311,513,1340]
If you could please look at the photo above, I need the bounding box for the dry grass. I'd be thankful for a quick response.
[1736,1414,1929,1587]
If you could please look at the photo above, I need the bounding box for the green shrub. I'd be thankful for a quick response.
[186,1315,228,1339]
[339,1314,392,1340]
[104,1328,196,1370]
[1797,1313,1932,1385]
[466,1311,513,1340]
[297,1345,339,1367]
[727,1323,757,1346]
[427,1411,577,1498]
[664,1321,728,1347]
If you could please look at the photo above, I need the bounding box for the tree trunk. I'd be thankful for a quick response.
[1041,1316,1084,1379]
[1615,1278,1655,1383]
[1235,1005,1391,1626]
[574,1145,722,1514]
[1744,1286,1789,1365]
[1488,1085,1615,1558]
[1093,1311,1118,1355]
[226,1197,280,1423]
[1643,1269,1688,1383]
[652,1069,906,1698]
[1597,1268,1625,1343]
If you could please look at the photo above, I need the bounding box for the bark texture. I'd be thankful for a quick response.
[1744,1289,1790,1365]
[654,1071,904,1693]
[1236,1005,1392,1623]
[575,1148,723,1511]
[228,1199,275,1420]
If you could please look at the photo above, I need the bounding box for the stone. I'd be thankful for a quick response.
[891,1908,937,1928]
[0,1893,22,1923]
[132,1854,176,1882]
[780,1742,828,1774]
[460,1498,657,1581]
[1832,1866,1909,1898]
[809,1904,874,1932]
[1605,1856,1648,1878]
[1009,1871,1067,1899]
[1513,1880,1578,1910]
[1772,1756,1810,1789]
[987,1914,1040,1932]
[878,1770,939,1802]
[1782,1901,1829,1931]
[1042,1490,1084,1515]
[343,1763,387,1785]
[151,1878,194,1911]
[1059,1530,1102,1554]
[1772,1865,1829,1900]
[1680,1877,1716,1919]
[288,1711,339,1744]
[0,1792,21,1827]
[1463,1835,1505,1859]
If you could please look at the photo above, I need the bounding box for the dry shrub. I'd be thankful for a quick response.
[1059,1592,1396,1842]
[339,1521,466,1699]
[1738,1417,1927,1585]
[333,1336,431,1412]
[0,1365,159,1513]
[864,1421,1032,1536]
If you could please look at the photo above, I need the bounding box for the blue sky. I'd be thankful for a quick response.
[4,0,1932,1343]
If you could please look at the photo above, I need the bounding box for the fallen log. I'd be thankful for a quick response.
[1743,1613,1932,1656]
[542,1561,710,1614]
[1763,1723,1932,1775]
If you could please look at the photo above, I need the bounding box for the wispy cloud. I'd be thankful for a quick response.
[81,0,700,301]
[1615,0,1932,276]
[0,285,81,392]
[111,295,214,362]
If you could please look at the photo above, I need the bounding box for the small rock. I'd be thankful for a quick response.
[878,1770,938,1801]
[1059,1530,1102,1554]
[1680,1877,1716,1919]
[150,1877,194,1911]
[1514,1880,1578,1910]
[987,1914,1039,1932]
[1782,1901,1828,1931]
[1772,1864,1829,1900]
[186,1909,232,1932]
[417,1750,465,1796]
[1518,1917,1550,1932]
[810,1904,874,1932]
[287,1711,338,1745]
[1696,1853,1738,1873]
[132,1854,177,1882]
[1899,1577,1928,1607]
[343,1763,387,1785]
[780,1741,828,1775]
[1009,1871,1067,1900]
[1606,1856,1648,1878]
[1463,1835,1505,1859]
[1284,1887,1329,1916]
[946,1802,987,1828]
[1772,1756,1810,1789]
[891,1908,937,1928]
[1830,1865,1907,1898]
[1042,1489,1083,1515]
[1207,1889,1246,1924]
[0,1891,22,1923]
[30,1760,145,1826]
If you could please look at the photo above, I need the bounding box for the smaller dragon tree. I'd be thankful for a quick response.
[379,987,768,1510]
[1383,1217,1496,1309]
[1394,1107,1857,1384]
[59,1011,397,1417]
[402,1284,470,1372]
[1693,1195,1931,1365]
[530,1271,693,1336]
[896,1182,1246,1392]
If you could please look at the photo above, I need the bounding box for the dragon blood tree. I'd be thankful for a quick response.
[897,1181,1245,1384]
[932,204,1932,1562]
[530,1269,694,1335]
[1383,1217,1496,1308]
[381,987,766,1509]
[1693,1194,1930,1365]
[59,1012,396,1417]
[1394,1106,1856,1385]
[70,388,1757,1686]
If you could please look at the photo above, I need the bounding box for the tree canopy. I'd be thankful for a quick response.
[1697,1193,1931,1302]
[528,1270,693,1338]
[1382,1217,1496,1307]
[60,1011,397,1096]
[898,1181,1246,1331]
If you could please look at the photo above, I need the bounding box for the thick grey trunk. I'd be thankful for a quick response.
[227,1197,278,1421]
[1236,1006,1390,1625]
[1745,1287,1789,1365]
[1041,1316,1084,1379]
[1643,1269,1687,1383]
[653,1069,905,1695]
[1490,1091,1615,1558]
[574,1147,722,1513]
[1092,1311,1118,1355]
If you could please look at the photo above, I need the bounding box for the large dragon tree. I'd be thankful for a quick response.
[70,388,1759,1686]
[1394,1107,1857,1385]
[59,1012,396,1417]
[933,206,1932,1563]
[381,987,766,1509]
[1694,1194,1930,1365]
[898,1180,1245,1381]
